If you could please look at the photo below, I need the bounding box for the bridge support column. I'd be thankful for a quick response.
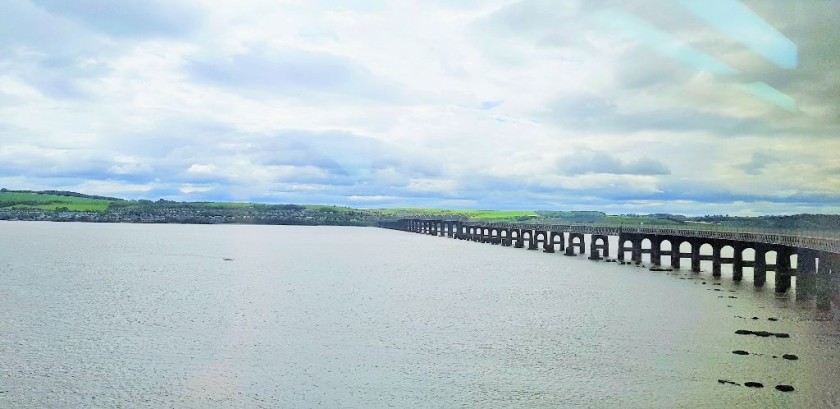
[796,248,817,300]
[754,246,767,287]
[536,230,551,252]
[816,252,840,310]
[650,237,661,266]
[617,234,628,262]
[631,237,642,264]
[712,244,722,277]
[775,247,793,293]
[732,246,744,282]
[671,241,682,270]
[690,240,701,273]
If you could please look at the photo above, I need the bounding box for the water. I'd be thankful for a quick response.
[0,222,838,408]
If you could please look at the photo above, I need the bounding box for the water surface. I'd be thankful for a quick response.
[0,222,838,408]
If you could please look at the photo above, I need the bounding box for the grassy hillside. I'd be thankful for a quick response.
[372,208,539,221]
[0,191,114,212]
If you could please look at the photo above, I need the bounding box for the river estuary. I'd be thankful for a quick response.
[1,222,838,408]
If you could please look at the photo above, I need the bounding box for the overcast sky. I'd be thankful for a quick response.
[1,0,838,215]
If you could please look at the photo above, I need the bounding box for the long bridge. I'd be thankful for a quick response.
[380,219,840,301]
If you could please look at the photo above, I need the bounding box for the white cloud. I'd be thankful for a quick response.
[0,0,837,215]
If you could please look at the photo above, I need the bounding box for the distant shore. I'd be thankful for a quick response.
[2,189,840,238]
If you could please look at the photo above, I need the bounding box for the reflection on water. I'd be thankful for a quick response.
[0,222,838,408]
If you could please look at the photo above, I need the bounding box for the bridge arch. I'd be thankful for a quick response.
[719,244,735,277]
[659,239,673,266]
[620,238,635,262]
[699,243,714,272]
[641,238,652,263]
[590,235,609,260]
[550,231,565,252]
[764,249,777,265]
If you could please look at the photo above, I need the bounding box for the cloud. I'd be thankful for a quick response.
[736,152,778,175]
[557,151,671,176]
[0,0,837,215]
[29,0,201,38]
[187,47,399,101]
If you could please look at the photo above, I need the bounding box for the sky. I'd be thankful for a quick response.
[0,0,838,215]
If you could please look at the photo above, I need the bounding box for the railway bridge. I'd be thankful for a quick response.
[380,219,840,301]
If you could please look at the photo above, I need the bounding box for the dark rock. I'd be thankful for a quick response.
[775,333,790,338]
[752,317,759,320]
[754,331,772,337]
[729,296,738,299]
[714,289,722,292]
[772,356,778,358]
[735,330,753,335]
[702,282,707,284]
[768,317,779,321]
[732,350,749,355]
[782,354,798,360]
[775,384,795,392]
[718,379,740,386]
[744,382,764,388]
[713,283,722,286]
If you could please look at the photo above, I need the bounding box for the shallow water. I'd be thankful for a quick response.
[0,222,838,408]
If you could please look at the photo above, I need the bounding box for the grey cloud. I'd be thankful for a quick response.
[98,121,440,193]
[542,93,799,136]
[736,152,778,175]
[187,47,400,102]
[557,151,670,176]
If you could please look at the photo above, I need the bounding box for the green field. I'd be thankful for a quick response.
[372,208,539,221]
[0,192,113,212]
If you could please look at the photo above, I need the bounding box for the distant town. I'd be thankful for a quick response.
[2,189,840,237]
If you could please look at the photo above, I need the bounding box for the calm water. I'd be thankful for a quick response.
[1,222,838,408]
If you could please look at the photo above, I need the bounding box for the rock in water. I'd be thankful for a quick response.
[735,330,753,335]
[732,350,749,355]
[782,354,798,360]
[775,385,795,392]
[744,382,764,388]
